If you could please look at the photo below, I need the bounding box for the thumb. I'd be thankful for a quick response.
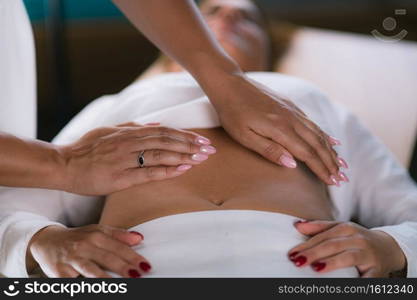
[99,225,144,246]
[294,220,339,236]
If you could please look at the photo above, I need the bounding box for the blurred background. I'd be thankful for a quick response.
[23,0,417,178]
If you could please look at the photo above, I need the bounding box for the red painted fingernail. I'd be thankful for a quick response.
[139,262,152,272]
[312,261,326,272]
[288,251,299,260]
[293,256,307,267]
[129,231,144,240]
[128,269,141,278]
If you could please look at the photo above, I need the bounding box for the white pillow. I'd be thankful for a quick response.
[279,27,417,168]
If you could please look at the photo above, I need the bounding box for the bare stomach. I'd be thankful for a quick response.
[99,128,335,229]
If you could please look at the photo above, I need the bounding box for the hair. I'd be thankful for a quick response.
[249,0,297,71]
[138,0,298,79]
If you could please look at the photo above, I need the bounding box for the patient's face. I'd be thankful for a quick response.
[200,0,271,71]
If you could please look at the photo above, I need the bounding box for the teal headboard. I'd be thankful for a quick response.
[23,0,123,21]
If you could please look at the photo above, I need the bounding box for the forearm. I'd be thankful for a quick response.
[112,0,243,99]
[0,132,67,190]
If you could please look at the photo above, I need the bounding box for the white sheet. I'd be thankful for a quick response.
[110,210,358,277]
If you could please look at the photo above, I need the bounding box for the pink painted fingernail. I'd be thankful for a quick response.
[177,164,192,172]
[279,154,297,168]
[191,153,209,161]
[337,157,348,169]
[312,261,326,272]
[338,171,349,182]
[328,136,342,146]
[195,136,211,145]
[330,175,340,187]
[129,231,144,240]
[200,145,216,154]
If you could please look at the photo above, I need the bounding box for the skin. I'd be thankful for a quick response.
[100,128,336,229]
[26,0,406,278]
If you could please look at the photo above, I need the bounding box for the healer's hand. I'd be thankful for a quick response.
[58,122,216,195]
[27,224,150,278]
[287,220,407,277]
[206,74,348,186]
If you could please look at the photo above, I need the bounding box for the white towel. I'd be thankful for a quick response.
[110,210,359,277]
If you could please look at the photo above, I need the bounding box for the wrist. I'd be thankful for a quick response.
[188,50,243,89]
[26,142,70,192]
[54,144,72,193]
[373,230,407,273]
[196,67,250,110]
[26,225,66,274]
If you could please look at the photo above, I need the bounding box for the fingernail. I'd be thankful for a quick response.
[200,145,216,154]
[128,269,141,278]
[288,251,299,259]
[294,220,308,226]
[279,154,297,168]
[191,153,209,161]
[139,262,152,272]
[195,136,211,145]
[338,171,349,182]
[312,261,326,272]
[293,256,307,267]
[330,175,340,187]
[129,231,144,240]
[145,122,160,126]
[177,164,192,172]
[328,136,342,146]
[337,157,348,169]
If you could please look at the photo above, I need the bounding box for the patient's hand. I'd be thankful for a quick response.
[27,224,151,278]
[287,220,407,277]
